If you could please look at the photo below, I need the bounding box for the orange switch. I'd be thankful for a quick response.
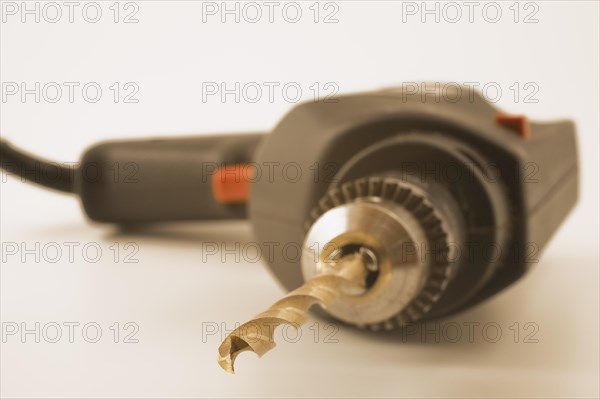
[212,164,252,204]
[495,114,530,139]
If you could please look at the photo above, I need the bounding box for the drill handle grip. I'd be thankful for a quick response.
[77,133,265,224]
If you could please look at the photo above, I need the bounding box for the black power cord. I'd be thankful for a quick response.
[0,139,76,193]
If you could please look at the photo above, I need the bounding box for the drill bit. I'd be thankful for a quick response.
[217,250,370,373]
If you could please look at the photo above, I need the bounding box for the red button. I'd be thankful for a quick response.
[495,114,530,139]
[212,164,252,204]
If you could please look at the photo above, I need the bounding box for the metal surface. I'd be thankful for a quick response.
[217,252,369,373]
[304,177,457,329]
[302,200,429,326]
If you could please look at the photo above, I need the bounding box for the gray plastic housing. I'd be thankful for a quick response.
[249,89,578,316]
[77,134,263,223]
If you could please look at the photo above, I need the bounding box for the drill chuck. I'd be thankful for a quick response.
[302,176,468,329]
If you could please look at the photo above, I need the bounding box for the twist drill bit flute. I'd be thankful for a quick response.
[218,249,374,373]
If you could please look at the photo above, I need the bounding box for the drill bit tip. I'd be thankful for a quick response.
[218,335,251,373]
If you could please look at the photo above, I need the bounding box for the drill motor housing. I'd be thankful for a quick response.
[250,87,578,321]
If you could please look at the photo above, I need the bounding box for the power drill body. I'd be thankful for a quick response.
[2,85,579,330]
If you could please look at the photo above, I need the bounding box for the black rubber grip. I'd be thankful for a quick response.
[77,133,264,224]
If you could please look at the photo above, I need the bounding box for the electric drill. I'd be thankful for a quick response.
[0,84,579,372]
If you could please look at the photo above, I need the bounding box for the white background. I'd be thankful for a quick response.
[1,1,598,397]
